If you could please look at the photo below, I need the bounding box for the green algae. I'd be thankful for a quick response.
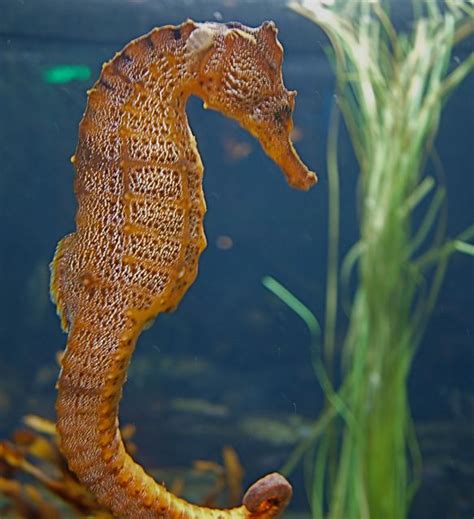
[265,1,474,517]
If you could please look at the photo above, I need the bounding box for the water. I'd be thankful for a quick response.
[0,1,472,517]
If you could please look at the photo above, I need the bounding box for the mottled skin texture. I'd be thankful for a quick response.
[51,20,316,519]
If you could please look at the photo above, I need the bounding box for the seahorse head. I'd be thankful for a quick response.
[186,20,317,190]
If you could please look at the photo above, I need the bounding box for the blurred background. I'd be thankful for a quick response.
[0,1,472,517]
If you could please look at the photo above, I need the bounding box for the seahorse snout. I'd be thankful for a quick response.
[246,93,317,190]
[272,138,317,190]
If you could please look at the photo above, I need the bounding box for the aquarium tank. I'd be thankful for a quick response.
[0,0,472,518]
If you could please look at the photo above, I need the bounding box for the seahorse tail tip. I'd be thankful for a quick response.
[242,472,292,518]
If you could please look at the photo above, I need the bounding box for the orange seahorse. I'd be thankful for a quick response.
[50,20,316,519]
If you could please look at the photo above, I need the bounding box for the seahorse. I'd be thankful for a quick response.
[50,19,316,518]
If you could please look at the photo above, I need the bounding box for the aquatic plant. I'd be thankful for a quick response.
[263,1,474,517]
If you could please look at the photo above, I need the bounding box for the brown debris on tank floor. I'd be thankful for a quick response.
[0,415,245,518]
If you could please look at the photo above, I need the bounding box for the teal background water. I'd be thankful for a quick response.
[0,1,472,517]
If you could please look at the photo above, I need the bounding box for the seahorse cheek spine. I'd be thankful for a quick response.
[51,19,314,519]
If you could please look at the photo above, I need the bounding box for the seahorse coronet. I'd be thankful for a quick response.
[51,19,316,518]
